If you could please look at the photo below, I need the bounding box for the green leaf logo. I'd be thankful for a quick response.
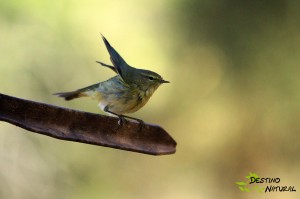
[236,182,247,186]
[236,172,264,193]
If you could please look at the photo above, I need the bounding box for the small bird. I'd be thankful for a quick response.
[54,35,169,126]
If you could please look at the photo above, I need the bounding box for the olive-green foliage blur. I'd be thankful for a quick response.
[1,0,299,198]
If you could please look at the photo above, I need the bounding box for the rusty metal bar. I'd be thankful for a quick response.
[0,93,176,155]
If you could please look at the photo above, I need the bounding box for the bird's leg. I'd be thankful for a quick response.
[120,115,145,130]
[104,106,126,126]
[96,61,117,73]
[103,106,145,130]
[116,114,145,131]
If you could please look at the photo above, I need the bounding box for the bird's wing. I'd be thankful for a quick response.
[96,61,117,73]
[101,34,129,81]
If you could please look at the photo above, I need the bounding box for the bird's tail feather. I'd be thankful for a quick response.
[53,90,85,101]
[54,83,100,101]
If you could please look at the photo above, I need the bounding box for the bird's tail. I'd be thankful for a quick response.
[53,90,86,101]
[54,83,100,101]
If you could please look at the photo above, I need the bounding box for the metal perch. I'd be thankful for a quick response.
[0,93,176,155]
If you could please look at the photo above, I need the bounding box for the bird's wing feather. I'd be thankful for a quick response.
[101,35,128,80]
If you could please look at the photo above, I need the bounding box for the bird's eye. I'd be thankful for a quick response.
[148,76,154,80]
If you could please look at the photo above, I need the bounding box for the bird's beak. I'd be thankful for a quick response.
[160,79,170,83]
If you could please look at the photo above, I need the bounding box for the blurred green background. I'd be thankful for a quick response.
[1,0,299,198]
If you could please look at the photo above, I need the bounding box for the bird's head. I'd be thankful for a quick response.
[131,69,169,92]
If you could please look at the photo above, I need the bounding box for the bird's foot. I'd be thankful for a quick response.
[134,118,145,131]
[117,116,127,126]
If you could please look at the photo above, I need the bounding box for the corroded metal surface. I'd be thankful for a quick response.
[0,93,176,155]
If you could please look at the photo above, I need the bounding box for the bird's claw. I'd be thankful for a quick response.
[117,117,126,126]
[116,115,145,131]
[136,119,145,131]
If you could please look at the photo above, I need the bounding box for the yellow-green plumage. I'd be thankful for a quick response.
[83,76,157,114]
[54,35,169,124]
